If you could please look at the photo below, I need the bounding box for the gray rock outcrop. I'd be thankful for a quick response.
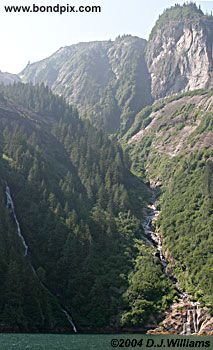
[146,17,213,99]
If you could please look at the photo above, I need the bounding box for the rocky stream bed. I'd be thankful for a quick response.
[143,187,213,335]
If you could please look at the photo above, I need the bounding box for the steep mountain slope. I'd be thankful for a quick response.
[0,71,20,85]
[146,3,213,99]
[0,83,174,332]
[124,90,213,312]
[20,36,152,133]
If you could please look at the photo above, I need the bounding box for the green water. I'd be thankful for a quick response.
[0,334,212,350]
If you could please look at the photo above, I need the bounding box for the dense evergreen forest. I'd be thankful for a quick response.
[149,2,205,39]
[0,83,175,331]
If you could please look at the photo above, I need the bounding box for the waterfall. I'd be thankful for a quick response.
[143,190,207,335]
[5,185,28,256]
[143,204,168,270]
[197,303,202,330]
[182,309,192,335]
[181,302,208,335]
[186,309,192,335]
[5,184,77,333]
[62,310,77,333]
[192,304,198,333]
[182,323,187,335]
[156,235,167,268]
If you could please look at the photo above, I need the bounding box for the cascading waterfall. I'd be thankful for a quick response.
[143,204,168,271]
[5,185,28,256]
[182,303,202,335]
[143,191,205,335]
[5,184,77,333]
[192,304,198,333]
[197,304,202,330]
[182,322,187,335]
[186,309,192,335]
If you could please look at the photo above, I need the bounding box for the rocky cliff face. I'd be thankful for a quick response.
[128,92,213,155]
[146,10,213,99]
[20,36,152,133]
[18,5,213,131]
[148,298,213,335]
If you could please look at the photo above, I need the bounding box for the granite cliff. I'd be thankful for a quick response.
[146,3,213,99]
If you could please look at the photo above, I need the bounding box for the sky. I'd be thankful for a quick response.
[0,0,212,73]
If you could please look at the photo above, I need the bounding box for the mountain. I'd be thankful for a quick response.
[0,71,20,85]
[20,36,152,133]
[0,2,212,335]
[146,3,213,99]
[123,89,213,312]
[0,83,174,332]
[19,4,213,134]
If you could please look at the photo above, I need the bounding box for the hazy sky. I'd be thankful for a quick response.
[0,0,212,73]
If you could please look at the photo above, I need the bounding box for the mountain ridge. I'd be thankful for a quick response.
[0,71,20,85]
[20,35,152,133]
[18,4,213,133]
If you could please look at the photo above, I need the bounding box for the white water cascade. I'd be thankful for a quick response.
[5,184,77,333]
[5,185,28,256]
[143,191,205,335]
[181,302,202,335]
[192,305,198,333]
[186,309,192,335]
[143,204,167,270]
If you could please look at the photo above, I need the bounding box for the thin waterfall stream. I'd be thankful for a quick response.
[5,184,77,333]
[6,186,28,256]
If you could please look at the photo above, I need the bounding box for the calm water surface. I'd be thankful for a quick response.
[0,333,211,350]
[0,334,121,350]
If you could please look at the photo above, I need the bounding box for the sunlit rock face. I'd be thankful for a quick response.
[146,18,213,99]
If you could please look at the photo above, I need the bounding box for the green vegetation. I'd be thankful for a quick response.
[0,83,174,331]
[123,89,212,146]
[149,2,205,39]
[121,242,176,327]
[124,93,213,311]
[157,151,213,309]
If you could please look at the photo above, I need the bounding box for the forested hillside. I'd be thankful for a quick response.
[124,90,213,311]
[0,83,174,331]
